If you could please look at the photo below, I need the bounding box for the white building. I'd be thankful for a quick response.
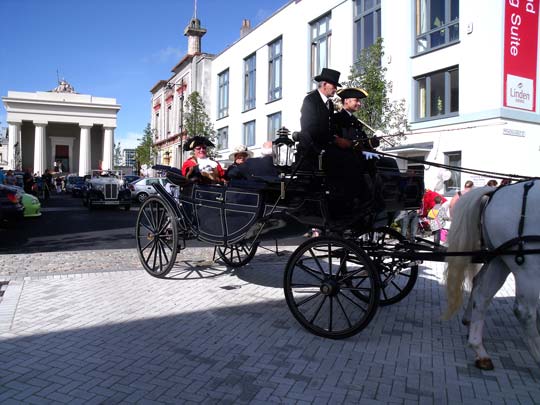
[2,80,120,176]
[150,16,214,168]
[205,0,540,194]
[0,128,8,168]
[123,148,136,168]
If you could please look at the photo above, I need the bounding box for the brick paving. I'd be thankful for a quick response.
[1,248,539,404]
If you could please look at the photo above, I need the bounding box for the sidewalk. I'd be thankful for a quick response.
[1,249,539,404]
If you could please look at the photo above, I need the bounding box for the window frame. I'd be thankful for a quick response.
[443,151,461,195]
[217,126,228,150]
[415,0,459,54]
[267,112,282,141]
[354,0,381,61]
[243,54,257,111]
[415,66,459,121]
[310,13,332,84]
[217,69,229,119]
[268,37,283,102]
[243,120,256,147]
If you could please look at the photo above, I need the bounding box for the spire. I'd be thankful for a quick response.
[184,0,206,55]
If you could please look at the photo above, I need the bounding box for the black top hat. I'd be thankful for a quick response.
[183,136,215,151]
[314,68,342,87]
[337,87,369,100]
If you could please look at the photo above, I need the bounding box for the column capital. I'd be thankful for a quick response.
[33,121,48,127]
[79,124,93,129]
[103,126,116,130]
[7,120,22,126]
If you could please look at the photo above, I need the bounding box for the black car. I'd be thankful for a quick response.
[0,184,24,224]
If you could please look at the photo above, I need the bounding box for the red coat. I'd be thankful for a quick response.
[421,190,446,217]
[181,157,225,182]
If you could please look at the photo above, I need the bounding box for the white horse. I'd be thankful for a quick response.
[444,181,540,370]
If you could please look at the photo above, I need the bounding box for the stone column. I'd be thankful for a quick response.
[79,125,92,176]
[33,123,47,175]
[102,127,114,171]
[7,121,21,170]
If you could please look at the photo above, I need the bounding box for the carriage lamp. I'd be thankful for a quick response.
[272,127,295,169]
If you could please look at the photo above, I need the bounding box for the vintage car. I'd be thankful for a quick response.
[82,170,131,210]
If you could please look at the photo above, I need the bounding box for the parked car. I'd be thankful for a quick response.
[9,185,41,217]
[123,175,141,185]
[0,184,24,224]
[129,177,170,203]
[82,170,131,210]
[65,174,85,194]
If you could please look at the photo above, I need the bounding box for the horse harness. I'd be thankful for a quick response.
[484,180,540,265]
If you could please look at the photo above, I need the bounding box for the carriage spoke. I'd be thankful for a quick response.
[335,295,353,329]
[296,291,322,307]
[308,248,326,274]
[140,238,153,253]
[157,238,170,263]
[337,290,368,313]
[142,208,155,230]
[328,296,333,332]
[309,295,327,324]
[297,262,325,282]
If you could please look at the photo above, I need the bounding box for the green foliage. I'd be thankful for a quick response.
[134,123,156,167]
[343,38,409,146]
[183,91,217,157]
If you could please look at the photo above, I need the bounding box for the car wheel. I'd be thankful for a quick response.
[137,193,148,203]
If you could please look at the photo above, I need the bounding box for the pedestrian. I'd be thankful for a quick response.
[486,179,498,187]
[0,167,5,185]
[55,176,63,193]
[400,209,419,242]
[4,170,17,186]
[428,195,449,246]
[23,168,34,194]
[448,180,474,218]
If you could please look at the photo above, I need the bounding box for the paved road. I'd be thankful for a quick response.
[0,196,539,403]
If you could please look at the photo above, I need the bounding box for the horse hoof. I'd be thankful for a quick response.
[475,358,494,370]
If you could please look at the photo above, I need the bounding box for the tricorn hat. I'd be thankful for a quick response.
[183,136,215,151]
[228,145,253,161]
[314,68,342,87]
[337,87,369,100]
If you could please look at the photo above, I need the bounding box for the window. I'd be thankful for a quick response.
[243,120,256,147]
[217,127,228,150]
[354,0,381,59]
[268,38,282,101]
[218,69,229,118]
[310,14,331,82]
[243,54,256,111]
[415,66,458,120]
[444,151,461,194]
[166,104,173,135]
[267,111,281,141]
[267,112,282,140]
[416,0,459,54]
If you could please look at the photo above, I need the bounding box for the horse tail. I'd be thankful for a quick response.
[443,187,493,320]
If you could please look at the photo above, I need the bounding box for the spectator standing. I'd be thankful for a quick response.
[23,168,34,194]
[428,195,450,246]
[400,209,419,242]
[486,179,498,187]
[0,168,4,185]
[55,176,63,193]
[448,180,474,218]
[4,170,17,186]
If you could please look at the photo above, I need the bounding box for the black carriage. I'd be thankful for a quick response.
[135,131,424,338]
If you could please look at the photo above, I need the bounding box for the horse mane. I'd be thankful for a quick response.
[443,187,494,319]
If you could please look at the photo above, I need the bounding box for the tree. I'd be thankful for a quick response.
[343,38,409,146]
[113,142,122,167]
[134,123,155,169]
[183,91,217,157]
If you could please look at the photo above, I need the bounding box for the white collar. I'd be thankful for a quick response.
[317,89,329,104]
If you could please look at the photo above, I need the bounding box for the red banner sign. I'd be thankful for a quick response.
[503,0,540,111]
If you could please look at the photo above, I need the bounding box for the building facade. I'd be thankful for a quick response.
[150,17,214,169]
[204,0,540,194]
[123,148,136,168]
[2,80,120,176]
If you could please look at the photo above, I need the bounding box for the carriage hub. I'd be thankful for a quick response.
[320,278,340,296]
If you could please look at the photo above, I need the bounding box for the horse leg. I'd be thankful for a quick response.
[467,259,511,370]
[512,266,540,364]
[462,264,488,326]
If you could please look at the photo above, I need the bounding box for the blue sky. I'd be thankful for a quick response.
[0,0,289,149]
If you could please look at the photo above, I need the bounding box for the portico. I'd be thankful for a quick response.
[2,80,120,175]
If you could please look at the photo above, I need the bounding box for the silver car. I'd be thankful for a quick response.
[129,177,170,203]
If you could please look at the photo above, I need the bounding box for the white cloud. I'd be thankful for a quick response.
[143,46,184,64]
[116,131,142,150]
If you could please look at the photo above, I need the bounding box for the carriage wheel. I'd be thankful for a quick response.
[217,241,259,268]
[284,237,380,339]
[136,196,178,278]
[359,227,418,306]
